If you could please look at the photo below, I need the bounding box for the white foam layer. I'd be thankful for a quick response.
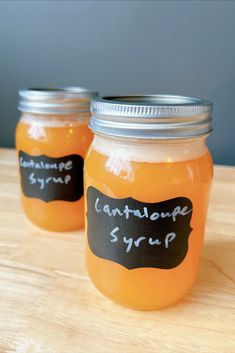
[20,113,90,127]
[93,135,208,163]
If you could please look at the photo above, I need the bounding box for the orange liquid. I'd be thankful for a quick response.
[85,146,213,310]
[16,119,93,231]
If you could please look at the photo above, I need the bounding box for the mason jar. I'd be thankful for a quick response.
[16,87,97,231]
[84,95,213,310]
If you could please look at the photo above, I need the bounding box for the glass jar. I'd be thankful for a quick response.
[16,87,97,231]
[85,95,213,310]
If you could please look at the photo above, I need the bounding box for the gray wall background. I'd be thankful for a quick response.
[0,1,235,165]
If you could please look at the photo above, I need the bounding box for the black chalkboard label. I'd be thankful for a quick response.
[19,151,84,202]
[87,186,193,270]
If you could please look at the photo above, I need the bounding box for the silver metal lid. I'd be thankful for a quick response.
[90,95,213,139]
[18,87,98,114]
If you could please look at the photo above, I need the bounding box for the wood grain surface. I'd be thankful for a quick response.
[0,148,234,353]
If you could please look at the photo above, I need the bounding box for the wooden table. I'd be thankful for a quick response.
[0,148,234,353]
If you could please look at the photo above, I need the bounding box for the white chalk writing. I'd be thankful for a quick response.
[29,173,71,190]
[95,197,192,223]
[20,157,73,172]
[110,227,176,253]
